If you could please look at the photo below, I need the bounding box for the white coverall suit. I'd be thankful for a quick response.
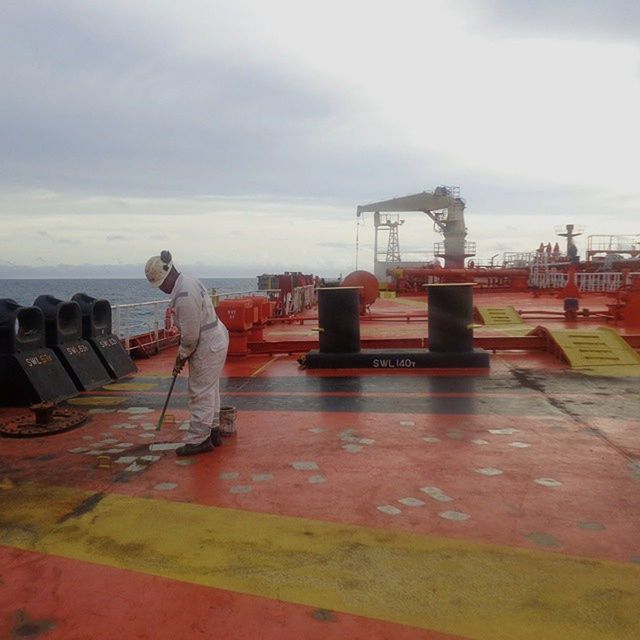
[170,274,229,444]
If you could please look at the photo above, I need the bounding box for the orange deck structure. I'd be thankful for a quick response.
[1,292,639,640]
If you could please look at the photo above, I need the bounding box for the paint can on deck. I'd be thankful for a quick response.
[220,406,237,436]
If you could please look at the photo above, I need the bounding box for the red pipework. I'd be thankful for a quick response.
[391,267,529,278]
[389,267,530,293]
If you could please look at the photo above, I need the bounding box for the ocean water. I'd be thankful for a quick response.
[0,278,257,307]
[0,277,257,337]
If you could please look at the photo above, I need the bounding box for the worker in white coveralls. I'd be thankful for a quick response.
[145,250,229,456]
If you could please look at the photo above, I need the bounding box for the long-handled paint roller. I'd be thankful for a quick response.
[156,372,178,431]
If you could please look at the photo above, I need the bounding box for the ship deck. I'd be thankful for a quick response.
[1,292,639,639]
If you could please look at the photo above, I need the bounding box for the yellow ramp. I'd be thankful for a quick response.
[476,306,524,325]
[546,327,640,373]
[475,306,532,336]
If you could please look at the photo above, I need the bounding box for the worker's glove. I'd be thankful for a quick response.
[173,354,187,376]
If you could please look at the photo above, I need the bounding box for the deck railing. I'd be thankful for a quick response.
[112,289,275,352]
[528,271,640,292]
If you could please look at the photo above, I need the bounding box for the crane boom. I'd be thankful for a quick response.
[356,191,455,217]
[356,187,469,269]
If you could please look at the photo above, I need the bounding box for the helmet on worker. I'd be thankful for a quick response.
[145,250,174,288]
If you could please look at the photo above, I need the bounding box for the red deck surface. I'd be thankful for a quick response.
[1,292,639,639]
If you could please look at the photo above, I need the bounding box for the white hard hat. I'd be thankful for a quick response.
[145,251,173,287]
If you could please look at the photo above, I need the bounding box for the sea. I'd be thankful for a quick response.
[0,278,257,337]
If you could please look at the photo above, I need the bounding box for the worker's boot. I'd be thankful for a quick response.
[176,437,214,456]
[210,428,222,447]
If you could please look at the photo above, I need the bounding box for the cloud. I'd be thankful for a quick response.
[0,1,434,199]
[1,1,639,275]
[471,0,640,42]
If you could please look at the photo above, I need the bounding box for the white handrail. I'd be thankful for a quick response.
[110,288,280,351]
[528,270,634,292]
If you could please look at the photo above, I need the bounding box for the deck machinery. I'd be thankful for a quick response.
[357,186,475,279]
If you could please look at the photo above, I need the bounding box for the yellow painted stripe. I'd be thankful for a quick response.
[250,356,280,377]
[67,396,125,406]
[104,382,158,391]
[1,482,638,640]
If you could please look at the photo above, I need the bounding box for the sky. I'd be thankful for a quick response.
[1,0,639,278]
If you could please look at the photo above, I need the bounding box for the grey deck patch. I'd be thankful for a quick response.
[377,505,402,515]
[219,472,240,480]
[342,444,364,453]
[475,467,503,476]
[149,443,182,451]
[398,497,425,507]
[420,486,453,502]
[252,473,274,482]
[229,485,252,494]
[439,511,470,521]
[124,462,147,472]
[154,482,178,491]
[578,521,605,531]
[526,532,561,548]
[292,461,319,471]
[422,436,441,443]
[534,478,562,487]
[308,475,327,484]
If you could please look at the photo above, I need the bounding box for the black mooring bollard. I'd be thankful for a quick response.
[318,287,362,354]
[34,295,112,391]
[0,298,77,405]
[426,283,475,353]
[71,293,136,379]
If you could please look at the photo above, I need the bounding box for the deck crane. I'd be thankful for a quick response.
[357,186,471,269]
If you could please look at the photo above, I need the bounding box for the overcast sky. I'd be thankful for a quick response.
[1,0,639,278]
